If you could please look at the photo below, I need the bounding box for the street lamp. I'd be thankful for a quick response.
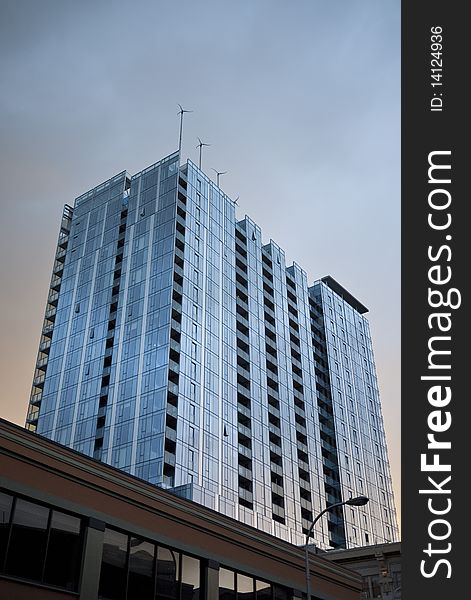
[304,496,369,600]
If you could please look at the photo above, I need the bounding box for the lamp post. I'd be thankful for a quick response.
[304,496,369,600]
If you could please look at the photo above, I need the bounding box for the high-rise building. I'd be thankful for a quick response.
[26,151,399,548]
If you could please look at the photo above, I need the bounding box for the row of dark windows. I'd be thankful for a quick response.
[308,299,346,548]
[99,526,200,600]
[0,489,83,591]
[284,275,314,533]
[235,225,254,510]
[218,567,290,600]
[163,177,188,487]
[94,203,129,460]
[260,250,286,525]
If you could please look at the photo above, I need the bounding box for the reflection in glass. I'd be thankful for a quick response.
[99,528,128,600]
[0,491,13,568]
[157,546,179,600]
[219,568,235,600]
[181,554,200,600]
[128,537,155,599]
[5,498,49,581]
[44,510,82,590]
[273,586,289,600]
[238,573,254,600]
[256,580,272,600]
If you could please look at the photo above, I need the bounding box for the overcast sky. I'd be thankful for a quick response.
[0,0,400,525]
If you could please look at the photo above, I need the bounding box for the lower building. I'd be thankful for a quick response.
[0,418,361,600]
[322,543,401,599]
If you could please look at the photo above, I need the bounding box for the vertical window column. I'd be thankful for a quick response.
[94,201,129,460]
[235,226,253,510]
[308,292,346,548]
[285,273,312,534]
[261,250,285,525]
[164,174,188,486]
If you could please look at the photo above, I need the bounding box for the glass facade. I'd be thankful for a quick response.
[26,151,399,548]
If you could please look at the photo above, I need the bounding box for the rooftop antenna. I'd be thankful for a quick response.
[177,103,192,158]
[196,137,211,170]
[233,196,239,205]
[212,168,227,187]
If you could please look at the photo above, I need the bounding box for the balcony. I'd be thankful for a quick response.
[237,423,251,439]
[238,488,253,504]
[237,382,251,398]
[33,373,45,387]
[174,245,185,262]
[164,451,176,467]
[237,363,250,382]
[264,318,276,335]
[236,312,250,331]
[238,444,252,459]
[36,357,48,370]
[168,381,179,397]
[298,458,310,472]
[237,404,251,419]
[166,402,178,419]
[235,265,248,282]
[176,213,186,229]
[171,318,181,334]
[58,234,69,249]
[53,260,64,275]
[300,497,312,511]
[236,328,250,346]
[169,359,180,375]
[30,393,42,406]
[173,280,183,297]
[271,482,284,497]
[238,464,252,481]
[319,421,335,438]
[299,477,311,491]
[322,457,339,471]
[48,291,59,306]
[56,247,66,261]
[236,345,250,364]
[45,307,57,320]
[165,427,177,442]
[39,339,51,353]
[296,423,307,437]
[175,229,185,245]
[272,503,285,518]
[297,440,308,454]
[50,276,62,291]
[26,416,39,428]
[263,303,275,321]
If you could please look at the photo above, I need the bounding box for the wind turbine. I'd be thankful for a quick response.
[177,104,192,158]
[196,137,211,170]
[212,168,228,187]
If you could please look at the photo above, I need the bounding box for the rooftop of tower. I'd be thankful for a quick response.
[71,151,370,316]
[317,275,369,315]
